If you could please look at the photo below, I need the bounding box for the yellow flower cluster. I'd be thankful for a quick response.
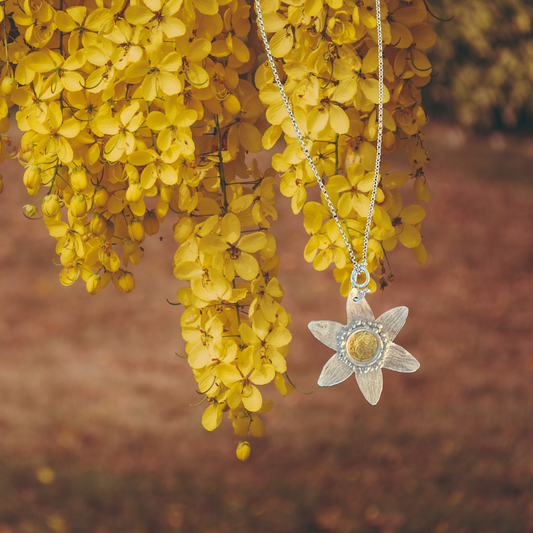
[0,0,435,456]
[257,0,434,293]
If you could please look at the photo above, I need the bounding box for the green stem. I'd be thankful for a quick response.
[334,133,339,175]
[285,371,313,395]
[3,10,11,75]
[215,114,228,213]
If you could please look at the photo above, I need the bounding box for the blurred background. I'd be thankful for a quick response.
[1,1,533,532]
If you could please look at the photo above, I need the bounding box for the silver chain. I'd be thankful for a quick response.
[255,0,384,292]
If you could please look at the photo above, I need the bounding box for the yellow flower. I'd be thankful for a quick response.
[214,362,272,412]
[182,315,224,369]
[125,0,186,39]
[229,161,278,228]
[176,38,211,88]
[98,242,121,272]
[26,101,81,164]
[95,102,144,162]
[326,163,384,218]
[249,276,283,323]
[199,213,267,281]
[174,261,233,303]
[125,43,182,101]
[128,148,179,189]
[239,315,290,372]
[326,11,358,45]
[12,0,56,48]
[46,219,85,257]
[307,220,349,272]
[146,96,197,153]
[384,204,426,250]
[83,41,118,94]
[105,21,145,70]
[54,7,114,55]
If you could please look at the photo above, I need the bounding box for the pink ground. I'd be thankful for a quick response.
[0,122,532,533]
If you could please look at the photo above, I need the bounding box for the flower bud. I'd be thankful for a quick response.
[94,187,109,208]
[236,441,251,462]
[71,168,89,192]
[70,194,87,218]
[126,182,144,203]
[1,77,16,96]
[55,167,69,190]
[123,238,139,256]
[86,274,101,295]
[42,194,61,218]
[143,210,160,236]
[27,183,42,196]
[90,213,107,236]
[118,271,135,293]
[128,219,145,243]
[23,165,40,190]
[23,204,38,217]
[103,219,115,241]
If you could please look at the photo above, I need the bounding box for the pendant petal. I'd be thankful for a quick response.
[318,354,353,387]
[308,320,343,350]
[383,343,420,373]
[377,306,408,342]
[355,369,383,405]
[346,289,374,323]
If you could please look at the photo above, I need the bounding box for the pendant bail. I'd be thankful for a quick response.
[351,263,369,289]
[352,288,370,302]
[350,264,370,302]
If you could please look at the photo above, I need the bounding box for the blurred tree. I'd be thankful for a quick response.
[425,0,533,129]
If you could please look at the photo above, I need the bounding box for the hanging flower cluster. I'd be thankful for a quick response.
[0,0,435,458]
[257,0,434,294]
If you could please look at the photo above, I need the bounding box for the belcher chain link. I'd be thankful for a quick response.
[254,0,384,293]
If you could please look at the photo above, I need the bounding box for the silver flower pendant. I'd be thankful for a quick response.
[309,288,420,405]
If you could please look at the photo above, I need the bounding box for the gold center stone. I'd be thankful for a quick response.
[346,331,379,362]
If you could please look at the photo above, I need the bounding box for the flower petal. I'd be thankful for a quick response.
[242,384,262,412]
[383,343,420,373]
[234,252,260,281]
[355,369,383,405]
[202,403,222,431]
[318,354,353,387]
[377,306,408,342]
[214,363,242,386]
[346,289,374,323]
[308,320,343,350]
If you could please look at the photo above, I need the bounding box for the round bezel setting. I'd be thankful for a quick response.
[336,319,388,373]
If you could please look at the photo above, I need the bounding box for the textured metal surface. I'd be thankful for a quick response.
[318,354,354,387]
[254,0,384,290]
[308,320,343,351]
[382,343,420,373]
[347,289,375,323]
[313,292,419,404]
[377,306,409,342]
[355,369,383,406]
